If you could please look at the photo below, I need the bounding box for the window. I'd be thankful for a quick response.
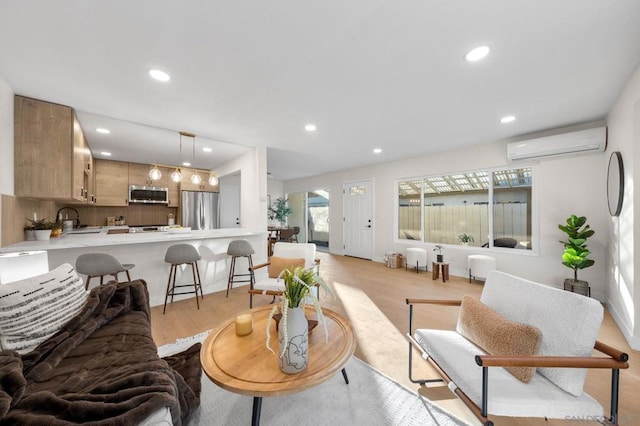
[397,167,533,250]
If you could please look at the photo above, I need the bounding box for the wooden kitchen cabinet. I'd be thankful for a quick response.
[128,162,157,187]
[95,159,129,206]
[14,95,89,202]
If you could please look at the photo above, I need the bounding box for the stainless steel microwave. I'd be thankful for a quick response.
[128,185,169,204]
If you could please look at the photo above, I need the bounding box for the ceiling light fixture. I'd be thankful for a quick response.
[208,171,219,186]
[183,161,191,167]
[186,132,203,185]
[148,164,162,180]
[373,148,382,154]
[149,69,171,82]
[305,124,317,132]
[100,151,112,156]
[203,147,212,153]
[170,168,182,183]
[95,128,110,134]
[464,45,490,62]
[500,115,517,124]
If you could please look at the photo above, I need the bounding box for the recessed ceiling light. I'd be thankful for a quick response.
[202,147,212,153]
[182,161,191,167]
[304,124,317,132]
[100,151,112,156]
[500,115,517,124]
[373,148,382,154]
[464,45,490,62]
[149,69,171,82]
[95,128,110,134]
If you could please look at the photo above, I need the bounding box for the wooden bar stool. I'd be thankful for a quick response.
[226,240,255,297]
[75,253,135,290]
[163,244,203,314]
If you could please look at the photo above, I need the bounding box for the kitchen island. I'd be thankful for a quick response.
[0,227,268,307]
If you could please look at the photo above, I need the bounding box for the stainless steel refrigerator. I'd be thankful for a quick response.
[181,191,220,230]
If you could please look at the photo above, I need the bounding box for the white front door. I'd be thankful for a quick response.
[343,179,373,259]
[219,184,241,228]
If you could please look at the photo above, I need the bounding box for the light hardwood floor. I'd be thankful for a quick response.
[150,251,638,425]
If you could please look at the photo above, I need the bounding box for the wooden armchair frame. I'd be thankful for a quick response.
[406,298,629,426]
[248,258,320,308]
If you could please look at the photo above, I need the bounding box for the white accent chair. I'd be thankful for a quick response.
[468,254,497,283]
[249,242,319,307]
[406,271,629,425]
[405,247,428,273]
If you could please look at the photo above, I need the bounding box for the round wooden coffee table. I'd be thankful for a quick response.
[201,305,356,426]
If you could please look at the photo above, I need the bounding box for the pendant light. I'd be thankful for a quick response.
[148,164,162,180]
[208,171,218,186]
[170,168,182,182]
[188,131,202,184]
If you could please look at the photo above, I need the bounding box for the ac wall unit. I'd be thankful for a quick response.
[507,126,607,161]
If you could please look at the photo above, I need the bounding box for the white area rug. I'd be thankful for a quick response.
[158,332,469,426]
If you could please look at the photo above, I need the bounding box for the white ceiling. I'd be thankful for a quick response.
[1,1,639,180]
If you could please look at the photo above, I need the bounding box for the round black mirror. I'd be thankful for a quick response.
[607,151,624,217]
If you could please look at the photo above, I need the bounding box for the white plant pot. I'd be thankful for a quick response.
[35,229,52,240]
[278,307,308,374]
[24,230,36,241]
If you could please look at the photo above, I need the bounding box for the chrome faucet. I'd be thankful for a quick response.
[56,207,80,228]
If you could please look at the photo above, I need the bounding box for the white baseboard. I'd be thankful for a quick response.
[605,300,640,351]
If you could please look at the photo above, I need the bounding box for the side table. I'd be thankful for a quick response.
[432,261,449,282]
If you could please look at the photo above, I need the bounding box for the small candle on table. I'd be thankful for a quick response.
[235,313,253,336]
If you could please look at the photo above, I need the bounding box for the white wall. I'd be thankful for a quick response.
[605,64,640,349]
[215,146,268,232]
[284,128,611,301]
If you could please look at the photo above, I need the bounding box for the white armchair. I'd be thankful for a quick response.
[248,242,320,307]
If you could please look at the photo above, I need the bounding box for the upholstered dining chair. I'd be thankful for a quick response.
[248,242,320,308]
[277,228,296,243]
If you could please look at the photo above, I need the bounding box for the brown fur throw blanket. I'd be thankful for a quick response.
[0,280,201,425]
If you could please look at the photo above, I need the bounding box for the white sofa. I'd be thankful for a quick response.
[407,270,629,425]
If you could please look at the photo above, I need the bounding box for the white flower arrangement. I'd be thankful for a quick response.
[265,266,334,357]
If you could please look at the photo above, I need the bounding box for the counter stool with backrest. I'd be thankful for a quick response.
[75,253,135,290]
[226,240,255,297]
[163,244,203,314]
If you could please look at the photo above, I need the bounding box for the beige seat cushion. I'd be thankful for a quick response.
[268,256,305,278]
[457,295,542,383]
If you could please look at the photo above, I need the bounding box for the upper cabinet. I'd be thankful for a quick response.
[94,159,129,206]
[14,96,91,202]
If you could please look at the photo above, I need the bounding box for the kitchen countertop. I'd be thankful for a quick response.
[0,227,266,253]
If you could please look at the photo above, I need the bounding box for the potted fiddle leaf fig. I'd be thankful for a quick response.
[268,197,292,226]
[558,214,595,296]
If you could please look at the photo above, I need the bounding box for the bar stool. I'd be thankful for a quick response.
[75,253,135,290]
[226,240,255,297]
[163,244,203,314]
